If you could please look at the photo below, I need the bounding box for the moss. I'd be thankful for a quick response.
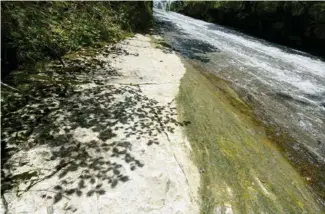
[176,61,322,213]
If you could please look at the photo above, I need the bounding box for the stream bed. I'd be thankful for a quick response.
[154,9,325,210]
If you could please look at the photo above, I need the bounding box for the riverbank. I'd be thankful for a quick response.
[1,2,153,77]
[1,34,199,214]
[2,11,325,213]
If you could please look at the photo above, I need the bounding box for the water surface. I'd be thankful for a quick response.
[154,9,325,207]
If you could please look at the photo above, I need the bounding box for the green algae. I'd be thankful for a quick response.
[176,61,324,214]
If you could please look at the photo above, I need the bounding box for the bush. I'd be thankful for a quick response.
[1,2,153,76]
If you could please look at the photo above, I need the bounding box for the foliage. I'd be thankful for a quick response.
[170,1,325,57]
[1,1,153,76]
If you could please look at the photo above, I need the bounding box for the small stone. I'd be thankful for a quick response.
[199,168,205,173]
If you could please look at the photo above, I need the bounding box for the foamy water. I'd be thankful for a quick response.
[155,9,325,161]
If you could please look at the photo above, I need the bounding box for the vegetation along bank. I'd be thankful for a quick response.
[170,1,325,58]
[1,1,153,77]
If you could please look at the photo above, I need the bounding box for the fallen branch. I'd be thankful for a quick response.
[18,161,71,197]
[1,82,38,100]
[1,82,21,92]
[16,189,71,200]
[168,98,175,106]
[1,193,8,214]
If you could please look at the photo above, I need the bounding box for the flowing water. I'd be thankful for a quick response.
[154,9,325,208]
[153,0,172,11]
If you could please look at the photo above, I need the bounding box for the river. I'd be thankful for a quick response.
[154,9,325,208]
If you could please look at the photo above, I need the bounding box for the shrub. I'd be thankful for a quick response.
[1,1,153,76]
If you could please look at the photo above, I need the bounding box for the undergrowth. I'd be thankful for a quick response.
[1,1,153,76]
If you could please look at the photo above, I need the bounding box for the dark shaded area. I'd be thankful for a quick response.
[155,18,218,62]
[171,1,325,58]
[1,45,190,207]
[205,22,323,60]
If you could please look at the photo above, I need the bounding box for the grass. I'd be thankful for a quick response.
[176,61,323,214]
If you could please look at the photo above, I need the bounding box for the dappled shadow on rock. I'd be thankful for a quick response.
[1,50,191,207]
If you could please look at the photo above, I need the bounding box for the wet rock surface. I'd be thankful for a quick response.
[155,9,325,209]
